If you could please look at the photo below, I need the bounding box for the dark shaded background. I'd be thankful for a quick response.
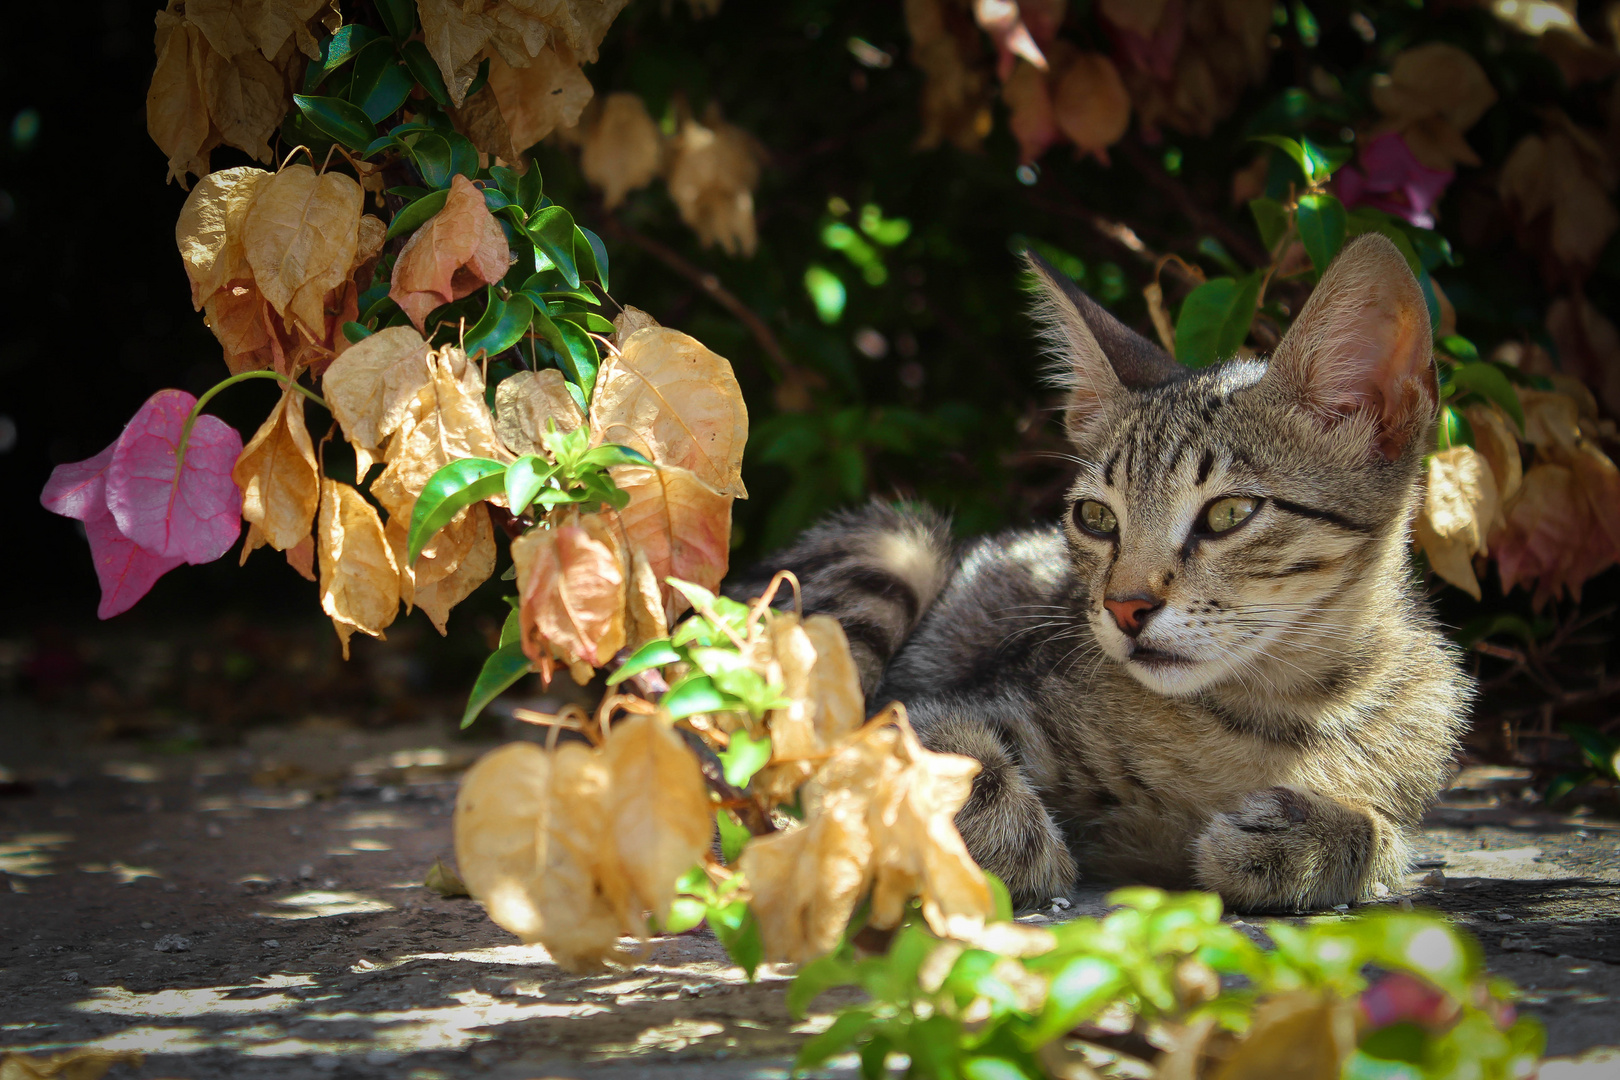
[1,3,1614,767]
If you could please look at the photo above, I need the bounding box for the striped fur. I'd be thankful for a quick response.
[733,236,1470,912]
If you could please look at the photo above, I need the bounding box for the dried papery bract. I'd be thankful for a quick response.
[1370,43,1497,171]
[512,516,627,680]
[413,504,497,634]
[1052,52,1130,163]
[149,6,215,186]
[609,464,732,624]
[233,382,319,553]
[486,45,595,153]
[389,175,511,331]
[1002,60,1059,164]
[1414,447,1498,601]
[751,614,866,803]
[320,326,435,476]
[581,93,663,208]
[742,710,993,963]
[454,741,552,940]
[495,369,585,456]
[590,327,749,498]
[317,479,400,658]
[905,0,995,152]
[664,107,763,257]
[241,165,363,339]
[602,714,714,927]
[177,166,273,308]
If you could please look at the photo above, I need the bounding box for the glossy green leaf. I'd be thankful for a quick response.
[463,290,534,360]
[1563,723,1620,777]
[1450,362,1525,431]
[1296,191,1348,275]
[503,454,555,517]
[1249,197,1289,252]
[408,133,455,189]
[710,900,763,980]
[499,601,521,648]
[553,309,617,335]
[528,206,580,288]
[292,94,378,150]
[661,893,708,935]
[1252,133,1341,185]
[314,24,381,83]
[1019,956,1123,1048]
[1436,405,1474,450]
[386,187,449,240]
[719,730,772,788]
[400,39,450,106]
[445,132,481,181]
[1437,334,1480,363]
[579,444,653,470]
[787,953,861,1018]
[554,319,600,400]
[795,1009,876,1070]
[662,674,740,719]
[1174,273,1262,367]
[606,638,682,685]
[963,1057,1039,1080]
[350,41,413,123]
[407,458,508,564]
[341,321,372,344]
[465,57,491,98]
[374,0,416,39]
[716,809,750,863]
[575,226,610,290]
[462,642,532,727]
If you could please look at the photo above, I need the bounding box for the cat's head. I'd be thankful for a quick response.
[1028,235,1437,700]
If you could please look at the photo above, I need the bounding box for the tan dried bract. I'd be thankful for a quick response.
[750,614,865,803]
[511,514,627,678]
[609,464,732,624]
[1370,43,1497,170]
[495,369,585,457]
[389,175,511,331]
[581,93,664,208]
[454,741,553,940]
[1052,53,1130,162]
[241,165,363,338]
[590,326,749,498]
[177,166,274,307]
[233,382,320,554]
[317,479,400,658]
[321,326,435,471]
[905,0,994,152]
[1414,446,1498,600]
[1002,60,1058,164]
[664,107,764,257]
[487,45,596,154]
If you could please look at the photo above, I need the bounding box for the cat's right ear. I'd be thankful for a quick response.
[1024,250,1185,440]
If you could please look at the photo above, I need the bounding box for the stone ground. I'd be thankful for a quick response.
[1,703,1617,1079]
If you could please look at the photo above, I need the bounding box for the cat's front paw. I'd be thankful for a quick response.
[1193,786,1374,912]
[955,760,1078,910]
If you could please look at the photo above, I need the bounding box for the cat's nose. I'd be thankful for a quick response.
[1103,594,1162,637]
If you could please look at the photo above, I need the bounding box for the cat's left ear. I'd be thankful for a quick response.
[1265,234,1437,460]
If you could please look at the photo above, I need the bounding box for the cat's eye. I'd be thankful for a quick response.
[1204,496,1258,534]
[1075,500,1118,536]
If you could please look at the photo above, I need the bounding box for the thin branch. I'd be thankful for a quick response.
[1020,189,1203,292]
[597,213,796,384]
[1116,139,1271,268]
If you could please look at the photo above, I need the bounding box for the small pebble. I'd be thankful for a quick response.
[62,972,82,984]
[1332,903,1351,911]
[1419,869,1446,888]
[1370,881,1391,898]
[154,934,192,953]
[263,940,281,949]
[205,822,224,839]
[1496,913,1515,921]
[1500,934,1535,952]
[140,922,153,930]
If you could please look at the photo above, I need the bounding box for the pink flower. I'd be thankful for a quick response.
[41,390,242,618]
[1336,131,1453,229]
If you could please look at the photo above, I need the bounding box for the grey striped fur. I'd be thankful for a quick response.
[734,236,1469,912]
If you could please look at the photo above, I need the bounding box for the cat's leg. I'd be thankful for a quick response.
[905,696,1078,909]
[1191,786,1407,911]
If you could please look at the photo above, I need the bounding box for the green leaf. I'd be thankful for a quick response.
[503,454,555,517]
[499,602,521,648]
[465,56,492,98]
[464,290,534,360]
[859,1036,892,1080]
[445,132,481,181]
[985,872,1013,923]
[606,639,682,686]
[1563,723,1620,777]
[576,226,610,290]
[964,1058,1039,1080]
[1252,133,1340,185]
[1250,196,1289,250]
[554,319,601,400]
[292,94,378,150]
[348,39,412,123]
[1174,273,1262,367]
[462,643,533,727]
[709,901,763,979]
[720,730,772,788]
[795,1008,875,1070]
[407,458,508,564]
[662,674,741,719]
[1437,334,1480,363]
[1020,956,1123,1048]
[400,40,451,106]
[1296,192,1348,275]
[374,0,416,39]
[528,206,581,288]
[553,309,617,335]
[386,187,449,240]
[1453,613,1549,649]
[408,133,455,189]
[518,165,544,214]
[579,444,653,470]
[1436,405,1474,450]
[314,24,381,82]
[716,809,750,863]
[1450,362,1526,431]
[787,953,859,1018]
[662,894,708,934]
[341,321,372,344]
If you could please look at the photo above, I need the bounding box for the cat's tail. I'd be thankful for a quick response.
[724,502,954,693]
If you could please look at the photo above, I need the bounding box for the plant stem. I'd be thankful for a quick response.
[175,370,330,482]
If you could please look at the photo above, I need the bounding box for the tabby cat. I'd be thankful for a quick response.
[734,235,1470,912]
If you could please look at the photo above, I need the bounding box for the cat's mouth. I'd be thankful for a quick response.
[1126,645,1194,669]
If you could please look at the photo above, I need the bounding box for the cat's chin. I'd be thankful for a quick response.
[1120,648,1220,697]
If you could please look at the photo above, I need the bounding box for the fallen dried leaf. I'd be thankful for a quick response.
[389,174,510,331]
[0,1048,143,1080]
[233,382,319,552]
[590,326,749,498]
[424,857,469,898]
